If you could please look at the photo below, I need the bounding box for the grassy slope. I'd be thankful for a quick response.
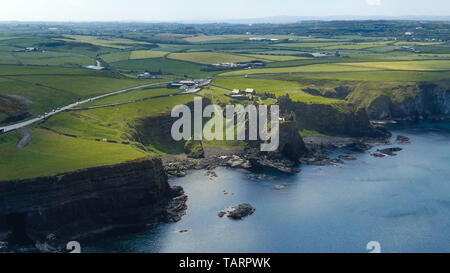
[0,128,148,181]
[80,87,179,107]
[0,65,162,117]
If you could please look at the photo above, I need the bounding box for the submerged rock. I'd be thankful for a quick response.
[371,152,386,158]
[205,171,218,178]
[377,147,403,156]
[273,184,286,190]
[396,135,411,144]
[347,141,372,152]
[339,155,357,161]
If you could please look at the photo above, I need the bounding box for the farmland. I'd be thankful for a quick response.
[0,20,449,180]
[167,52,260,64]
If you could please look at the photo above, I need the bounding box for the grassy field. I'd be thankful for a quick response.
[276,70,450,82]
[239,54,310,62]
[1,25,449,181]
[0,128,148,181]
[0,64,100,76]
[74,94,196,134]
[272,42,348,48]
[80,87,180,107]
[110,57,212,77]
[183,34,301,43]
[394,41,446,46]
[55,35,152,49]
[220,63,382,76]
[12,51,94,66]
[319,41,394,50]
[212,77,345,105]
[0,65,162,118]
[339,60,450,71]
[130,50,168,59]
[100,51,131,63]
[167,52,260,64]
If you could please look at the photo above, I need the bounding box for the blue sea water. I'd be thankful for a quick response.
[85,123,450,253]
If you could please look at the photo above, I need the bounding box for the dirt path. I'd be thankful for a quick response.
[17,127,31,149]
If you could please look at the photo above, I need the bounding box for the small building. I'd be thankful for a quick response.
[168,82,184,88]
[312,52,338,58]
[138,72,151,79]
[179,80,195,86]
[231,89,241,95]
[245,88,256,95]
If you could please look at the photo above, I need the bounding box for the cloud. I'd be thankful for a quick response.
[366,0,381,6]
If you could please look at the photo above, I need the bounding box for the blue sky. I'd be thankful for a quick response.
[1,0,449,21]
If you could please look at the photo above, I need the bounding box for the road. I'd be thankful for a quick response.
[0,81,170,134]
[17,127,32,149]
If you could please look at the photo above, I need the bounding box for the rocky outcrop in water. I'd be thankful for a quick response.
[0,157,187,251]
[218,204,255,220]
[377,147,403,156]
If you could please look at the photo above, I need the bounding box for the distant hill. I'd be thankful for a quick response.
[178,15,450,24]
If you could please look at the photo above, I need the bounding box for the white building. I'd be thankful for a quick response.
[245,88,256,95]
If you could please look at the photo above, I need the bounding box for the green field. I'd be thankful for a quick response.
[0,128,148,181]
[221,63,382,76]
[0,65,162,118]
[110,57,211,77]
[167,52,260,64]
[212,77,345,105]
[319,41,394,50]
[130,50,168,59]
[339,60,450,71]
[240,54,310,62]
[55,35,152,49]
[80,87,179,107]
[1,22,449,181]
[276,70,450,82]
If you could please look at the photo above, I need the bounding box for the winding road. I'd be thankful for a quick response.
[0,81,170,134]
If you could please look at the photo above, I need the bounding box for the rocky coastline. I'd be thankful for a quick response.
[0,157,187,252]
[162,134,397,178]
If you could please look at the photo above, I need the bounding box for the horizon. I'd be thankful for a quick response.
[1,15,450,24]
[1,0,449,22]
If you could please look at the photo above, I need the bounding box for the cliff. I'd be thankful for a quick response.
[0,157,187,250]
[278,95,387,138]
[276,116,308,161]
[349,82,450,121]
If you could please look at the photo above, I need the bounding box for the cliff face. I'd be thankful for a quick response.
[0,157,187,249]
[364,84,450,121]
[278,95,386,138]
[277,118,307,162]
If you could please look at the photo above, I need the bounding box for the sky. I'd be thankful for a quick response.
[0,0,449,22]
